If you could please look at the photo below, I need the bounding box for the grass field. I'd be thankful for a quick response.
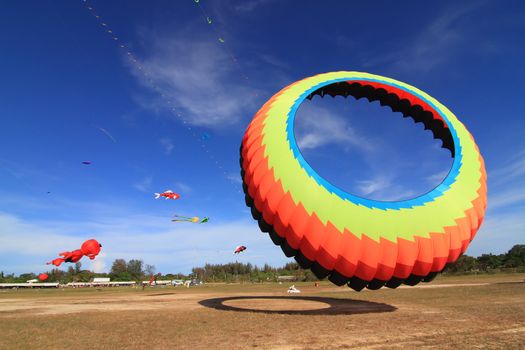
[1,273,524,349]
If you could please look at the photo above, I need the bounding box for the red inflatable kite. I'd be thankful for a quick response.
[38,273,48,281]
[234,245,246,254]
[81,239,102,259]
[47,239,102,266]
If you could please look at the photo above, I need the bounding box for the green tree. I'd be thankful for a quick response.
[503,245,525,268]
[477,254,503,271]
[66,266,76,282]
[145,264,156,277]
[127,259,144,281]
[17,273,36,282]
[445,255,478,273]
[48,269,65,283]
[110,259,127,276]
[111,271,132,281]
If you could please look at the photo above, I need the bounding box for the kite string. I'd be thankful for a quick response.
[192,0,258,97]
[81,1,242,194]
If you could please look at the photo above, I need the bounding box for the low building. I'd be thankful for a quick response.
[67,280,135,288]
[0,283,59,289]
[108,281,135,287]
[141,280,171,286]
[92,277,110,284]
[91,278,135,287]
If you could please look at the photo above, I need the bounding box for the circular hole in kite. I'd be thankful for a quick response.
[294,84,453,201]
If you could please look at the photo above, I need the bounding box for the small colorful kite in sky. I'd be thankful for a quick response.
[98,127,117,143]
[234,245,246,254]
[172,215,209,223]
[154,190,180,200]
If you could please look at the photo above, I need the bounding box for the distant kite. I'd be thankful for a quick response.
[38,273,48,281]
[81,161,92,165]
[234,245,246,254]
[154,190,180,200]
[145,273,161,289]
[240,71,487,291]
[98,127,117,143]
[172,215,209,223]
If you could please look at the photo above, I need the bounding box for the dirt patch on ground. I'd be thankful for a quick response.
[0,292,396,316]
[224,297,331,311]
[1,276,524,349]
[0,292,206,316]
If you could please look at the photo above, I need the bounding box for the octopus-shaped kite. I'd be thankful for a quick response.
[47,239,102,267]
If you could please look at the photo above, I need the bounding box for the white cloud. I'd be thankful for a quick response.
[128,29,258,128]
[133,176,153,193]
[426,170,449,184]
[489,187,525,210]
[489,148,525,185]
[0,158,61,182]
[173,182,192,194]
[362,2,484,73]
[88,253,107,273]
[159,138,174,155]
[226,172,243,184]
[295,103,374,152]
[467,208,525,256]
[356,177,390,196]
[233,0,275,12]
[0,213,80,256]
[484,147,525,210]
[354,176,416,201]
[0,210,289,275]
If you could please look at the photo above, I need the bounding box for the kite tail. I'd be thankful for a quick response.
[154,193,161,199]
[47,258,65,267]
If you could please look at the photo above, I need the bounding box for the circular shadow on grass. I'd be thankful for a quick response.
[198,296,396,316]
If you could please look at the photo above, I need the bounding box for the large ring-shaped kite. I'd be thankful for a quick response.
[240,71,487,291]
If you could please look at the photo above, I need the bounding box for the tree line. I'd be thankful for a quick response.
[443,244,525,274]
[0,259,162,284]
[190,245,525,282]
[190,262,318,282]
[1,245,523,283]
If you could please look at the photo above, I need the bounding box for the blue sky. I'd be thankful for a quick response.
[1,0,524,275]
